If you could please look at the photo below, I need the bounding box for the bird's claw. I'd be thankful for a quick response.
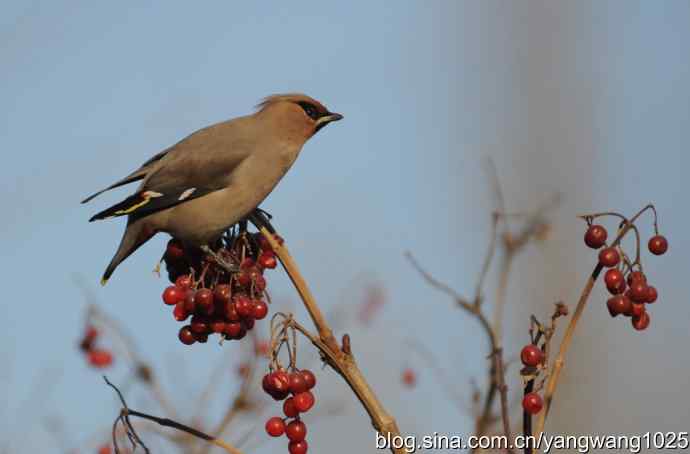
[248,208,276,233]
[201,245,239,273]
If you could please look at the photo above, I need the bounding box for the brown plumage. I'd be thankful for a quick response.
[83,94,343,284]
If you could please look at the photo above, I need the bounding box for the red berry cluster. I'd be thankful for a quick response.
[78,325,113,368]
[584,224,668,331]
[520,345,545,414]
[263,369,317,454]
[160,232,281,345]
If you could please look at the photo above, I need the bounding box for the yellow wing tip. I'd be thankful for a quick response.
[100,277,109,286]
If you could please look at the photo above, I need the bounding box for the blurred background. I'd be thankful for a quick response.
[1,1,688,452]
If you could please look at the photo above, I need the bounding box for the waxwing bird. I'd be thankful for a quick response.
[83,94,343,284]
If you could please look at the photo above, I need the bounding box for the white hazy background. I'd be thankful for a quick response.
[1,1,688,453]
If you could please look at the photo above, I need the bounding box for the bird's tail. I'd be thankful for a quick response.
[101,220,156,285]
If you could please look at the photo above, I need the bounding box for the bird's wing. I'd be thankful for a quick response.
[81,148,171,203]
[89,120,252,222]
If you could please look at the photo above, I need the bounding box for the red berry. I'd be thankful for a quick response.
[162,286,184,306]
[607,295,632,317]
[80,326,99,351]
[190,315,210,334]
[262,371,290,400]
[627,271,647,286]
[240,257,255,270]
[236,272,252,288]
[293,391,315,413]
[173,302,190,321]
[584,225,607,249]
[234,295,253,318]
[258,236,272,251]
[288,372,308,394]
[283,397,299,417]
[183,289,197,313]
[258,251,278,269]
[598,247,620,267]
[258,234,284,251]
[253,274,267,293]
[522,392,543,415]
[262,373,275,394]
[300,370,316,390]
[166,239,184,260]
[87,349,113,368]
[242,318,255,331]
[85,326,99,341]
[210,318,226,333]
[520,345,544,367]
[645,285,658,304]
[252,300,269,320]
[402,368,416,387]
[632,311,651,330]
[178,326,196,345]
[224,301,240,322]
[195,289,215,315]
[224,321,244,339]
[175,275,192,289]
[285,420,307,442]
[213,284,232,304]
[234,327,248,340]
[289,440,308,454]
[275,370,290,387]
[631,302,645,318]
[265,417,285,437]
[648,235,668,255]
[629,282,647,303]
[604,269,625,294]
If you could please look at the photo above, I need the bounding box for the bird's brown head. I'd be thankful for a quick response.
[255,93,343,141]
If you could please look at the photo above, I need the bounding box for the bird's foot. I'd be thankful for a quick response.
[201,245,239,273]
[248,208,276,233]
[255,207,273,220]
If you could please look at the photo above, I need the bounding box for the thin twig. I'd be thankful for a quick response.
[86,302,178,419]
[405,253,515,454]
[104,377,243,454]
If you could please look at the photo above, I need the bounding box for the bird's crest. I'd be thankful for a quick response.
[256,93,327,112]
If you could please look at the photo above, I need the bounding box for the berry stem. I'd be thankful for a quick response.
[534,204,653,438]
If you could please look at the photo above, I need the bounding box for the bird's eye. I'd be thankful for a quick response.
[298,102,319,120]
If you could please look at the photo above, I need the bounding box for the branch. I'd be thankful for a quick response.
[405,253,514,454]
[534,204,654,437]
[85,302,178,420]
[104,377,243,454]
[260,227,407,454]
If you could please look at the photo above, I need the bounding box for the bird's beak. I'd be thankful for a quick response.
[315,112,344,130]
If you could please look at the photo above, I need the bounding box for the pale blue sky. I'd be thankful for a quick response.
[1,1,689,452]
